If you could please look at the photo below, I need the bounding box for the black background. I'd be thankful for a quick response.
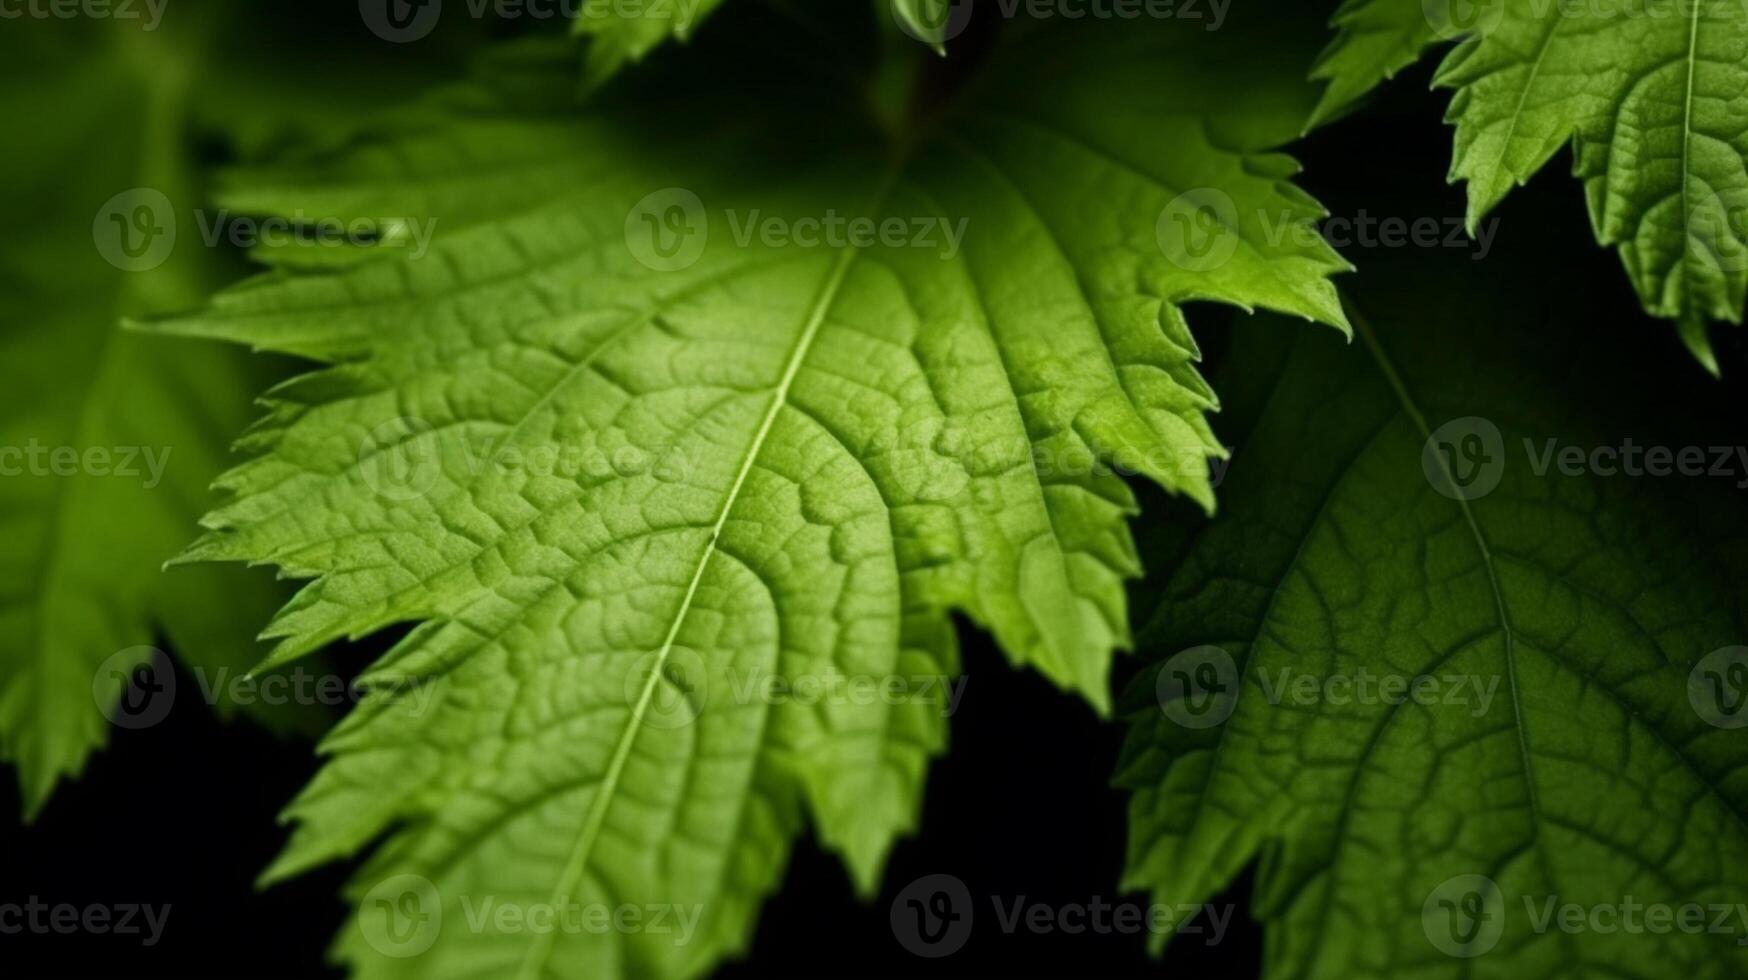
[3,6,1734,978]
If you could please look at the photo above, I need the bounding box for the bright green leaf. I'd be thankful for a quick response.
[1308,0,1442,126]
[1438,0,1748,369]
[155,8,1347,978]
[1313,0,1748,367]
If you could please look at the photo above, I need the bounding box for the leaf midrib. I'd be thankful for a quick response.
[511,224,870,980]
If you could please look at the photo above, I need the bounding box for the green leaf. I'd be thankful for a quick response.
[0,19,292,818]
[1308,0,1442,127]
[0,6,484,819]
[1313,0,1748,367]
[1119,240,1748,977]
[1438,0,1748,369]
[574,0,728,91]
[155,8,1346,978]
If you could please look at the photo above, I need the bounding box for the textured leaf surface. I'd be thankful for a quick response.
[1438,0,1748,367]
[1315,0,1748,366]
[1119,236,1748,977]
[1309,0,1441,126]
[159,8,1346,978]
